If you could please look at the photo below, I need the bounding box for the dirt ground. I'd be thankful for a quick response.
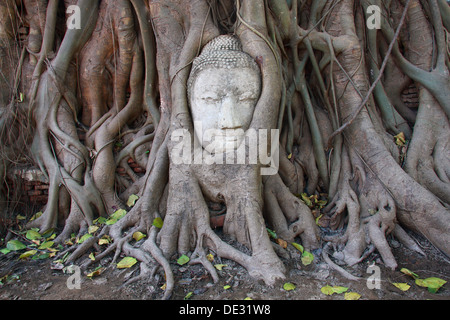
[0,229,449,302]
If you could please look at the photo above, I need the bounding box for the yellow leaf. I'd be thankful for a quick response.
[132,231,146,241]
[160,283,167,291]
[214,264,227,271]
[301,251,314,266]
[117,256,137,269]
[87,267,104,278]
[206,253,214,262]
[344,292,361,300]
[126,194,139,207]
[392,282,410,291]
[19,250,37,259]
[89,252,95,261]
[291,242,304,253]
[88,225,99,234]
[321,285,335,295]
[394,132,406,146]
[283,282,296,291]
[400,267,419,279]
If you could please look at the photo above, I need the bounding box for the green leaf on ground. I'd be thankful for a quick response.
[38,241,54,249]
[184,292,193,300]
[117,257,138,269]
[321,285,335,295]
[283,282,296,291]
[301,251,314,266]
[6,240,27,251]
[332,286,348,294]
[177,254,190,266]
[26,229,42,240]
[77,234,92,244]
[152,217,164,229]
[0,248,11,254]
[320,285,348,295]
[415,277,447,293]
[19,250,37,259]
[266,228,277,239]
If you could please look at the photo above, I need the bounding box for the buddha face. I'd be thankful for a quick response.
[189,66,261,154]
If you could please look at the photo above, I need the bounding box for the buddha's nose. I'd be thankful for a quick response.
[218,96,240,130]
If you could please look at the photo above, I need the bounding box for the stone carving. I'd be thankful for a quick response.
[187,35,261,154]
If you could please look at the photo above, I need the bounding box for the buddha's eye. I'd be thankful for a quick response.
[201,96,220,103]
[238,95,257,102]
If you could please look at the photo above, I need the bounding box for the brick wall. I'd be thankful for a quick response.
[5,159,146,210]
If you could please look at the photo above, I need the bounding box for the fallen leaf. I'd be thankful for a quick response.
[291,242,304,253]
[344,292,361,300]
[283,282,296,291]
[19,250,37,259]
[89,252,95,261]
[117,257,138,269]
[0,248,11,254]
[77,234,92,244]
[152,217,164,229]
[315,214,323,225]
[184,292,193,300]
[332,286,348,294]
[276,238,288,248]
[29,211,43,222]
[88,225,99,234]
[400,267,419,279]
[177,254,190,266]
[214,264,227,271]
[321,285,335,295]
[87,267,104,278]
[415,277,447,293]
[320,285,348,295]
[38,241,54,250]
[223,285,231,290]
[206,253,214,262]
[266,228,277,239]
[132,231,146,241]
[126,194,139,207]
[98,236,110,245]
[26,229,42,240]
[394,132,406,146]
[392,282,411,291]
[106,209,128,225]
[301,251,314,266]
[300,193,312,207]
[6,240,27,251]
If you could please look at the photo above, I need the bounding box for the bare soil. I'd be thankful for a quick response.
[0,230,449,301]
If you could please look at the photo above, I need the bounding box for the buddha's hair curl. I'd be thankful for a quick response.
[187,35,261,97]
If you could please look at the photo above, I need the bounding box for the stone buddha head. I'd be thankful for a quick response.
[187,35,262,154]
